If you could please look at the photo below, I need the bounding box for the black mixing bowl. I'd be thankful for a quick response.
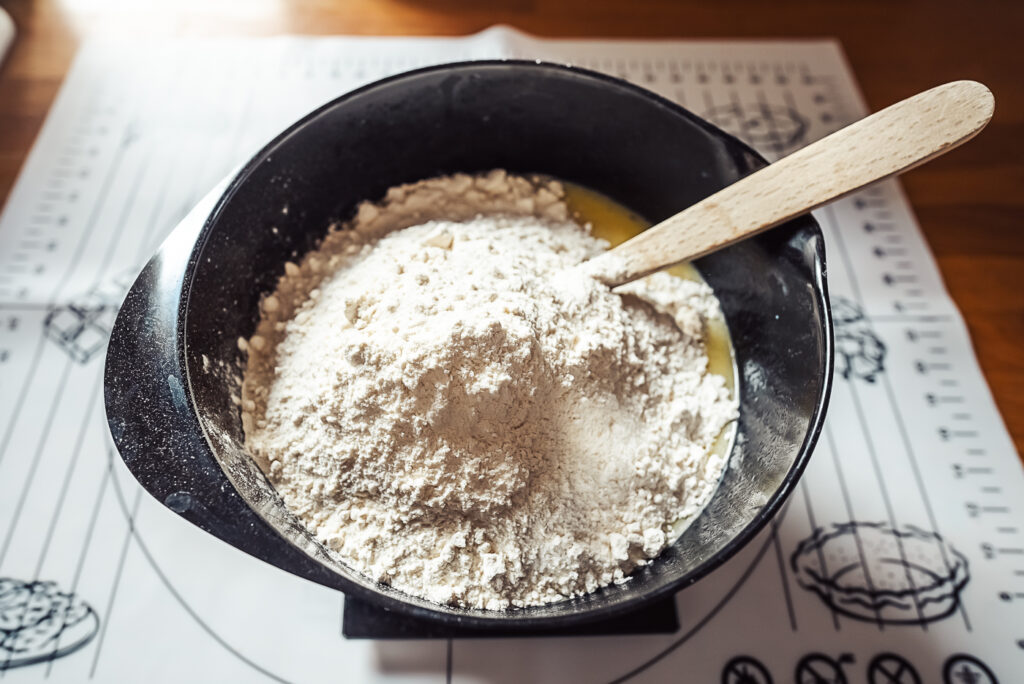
[104,61,832,631]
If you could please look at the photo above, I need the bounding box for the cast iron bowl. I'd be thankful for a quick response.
[104,61,832,631]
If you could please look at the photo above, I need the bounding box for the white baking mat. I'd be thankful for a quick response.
[0,26,1021,684]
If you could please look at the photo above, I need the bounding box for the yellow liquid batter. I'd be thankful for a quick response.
[563,183,738,536]
[562,182,737,396]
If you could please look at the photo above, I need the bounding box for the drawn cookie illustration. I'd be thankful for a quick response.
[795,653,850,684]
[722,655,773,684]
[43,269,136,363]
[703,102,808,155]
[868,652,922,684]
[791,522,969,624]
[943,654,998,684]
[0,578,99,669]
[832,297,886,383]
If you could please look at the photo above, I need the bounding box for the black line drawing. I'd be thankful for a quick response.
[104,454,291,683]
[868,653,922,684]
[833,297,886,382]
[795,653,851,684]
[722,655,773,684]
[43,269,136,363]
[0,577,99,670]
[702,102,808,155]
[943,654,998,684]
[609,501,798,683]
[791,522,969,625]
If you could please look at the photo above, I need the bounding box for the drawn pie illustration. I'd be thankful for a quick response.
[832,297,886,383]
[703,102,808,154]
[791,522,969,624]
[0,578,99,669]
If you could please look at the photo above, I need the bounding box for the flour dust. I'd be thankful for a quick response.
[240,171,737,610]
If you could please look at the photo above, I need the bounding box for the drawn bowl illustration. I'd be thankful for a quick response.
[791,522,969,624]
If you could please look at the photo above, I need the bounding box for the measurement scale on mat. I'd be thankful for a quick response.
[815,179,1024,653]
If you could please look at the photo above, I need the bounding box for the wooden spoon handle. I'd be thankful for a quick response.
[588,80,994,286]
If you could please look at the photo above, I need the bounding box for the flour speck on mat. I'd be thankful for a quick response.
[240,170,737,610]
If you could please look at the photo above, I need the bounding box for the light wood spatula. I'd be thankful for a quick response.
[585,80,994,287]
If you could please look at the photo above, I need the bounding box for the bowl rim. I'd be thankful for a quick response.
[180,58,835,629]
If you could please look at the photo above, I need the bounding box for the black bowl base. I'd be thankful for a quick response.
[342,596,679,639]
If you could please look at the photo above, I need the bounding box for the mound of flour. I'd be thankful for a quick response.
[240,171,737,609]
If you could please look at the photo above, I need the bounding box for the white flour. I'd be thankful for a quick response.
[240,171,737,609]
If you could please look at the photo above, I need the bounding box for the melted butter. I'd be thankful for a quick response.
[562,182,738,538]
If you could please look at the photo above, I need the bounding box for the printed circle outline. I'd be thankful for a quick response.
[722,655,773,684]
[942,653,998,684]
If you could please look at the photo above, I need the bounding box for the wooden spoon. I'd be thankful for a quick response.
[585,80,994,287]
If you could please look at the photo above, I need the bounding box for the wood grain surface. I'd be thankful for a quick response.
[0,0,1021,454]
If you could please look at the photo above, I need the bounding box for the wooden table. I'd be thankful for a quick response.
[1,0,1021,454]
